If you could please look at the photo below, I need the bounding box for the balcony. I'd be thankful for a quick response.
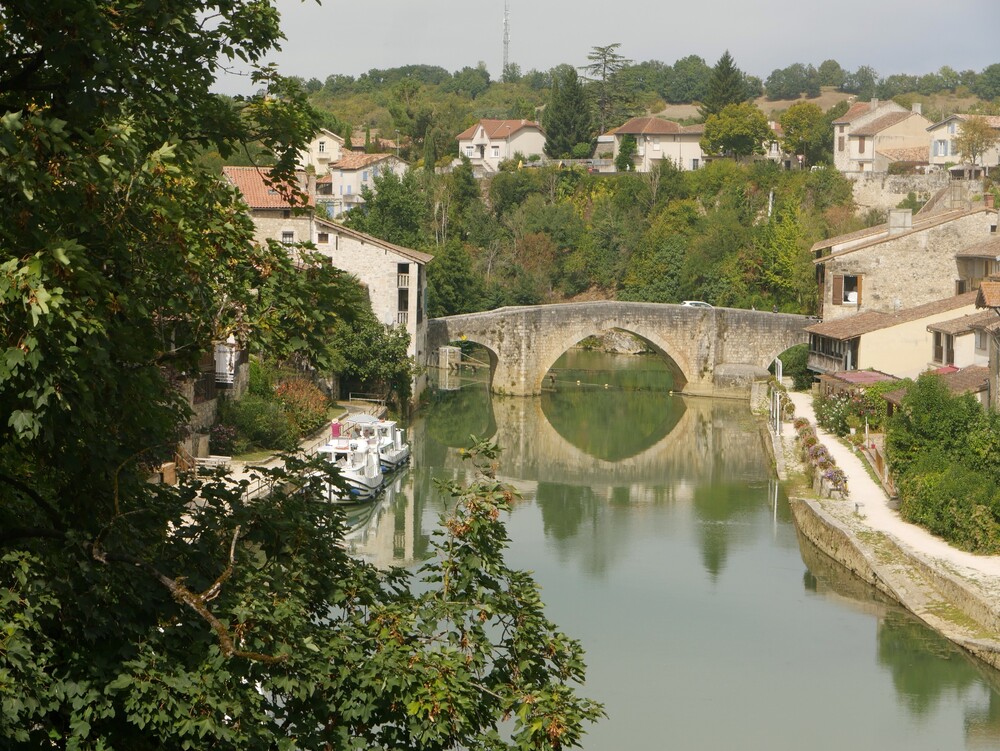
[807,351,846,375]
[397,311,409,326]
[397,273,410,288]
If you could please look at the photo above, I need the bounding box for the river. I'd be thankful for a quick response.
[348,350,1000,750]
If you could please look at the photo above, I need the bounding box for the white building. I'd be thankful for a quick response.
[607,117,706,172]
[455,119,546,174]
[296,128,346,175]
[317,153,408,218]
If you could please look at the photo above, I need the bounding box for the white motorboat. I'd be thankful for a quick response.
[336,413,410,472]
[315,436,384,501]
[373,419,410,470]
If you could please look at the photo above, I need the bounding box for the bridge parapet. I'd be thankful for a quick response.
[427,301,810,398]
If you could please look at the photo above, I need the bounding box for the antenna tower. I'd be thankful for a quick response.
[502,2,510,75]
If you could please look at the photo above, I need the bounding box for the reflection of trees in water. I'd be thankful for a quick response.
[797,528,1000,735]
[877,611,981,717]
[423,385,496,448]
[691,481,771,580]
[541,349,682,462]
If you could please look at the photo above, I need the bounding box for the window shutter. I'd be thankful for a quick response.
[832,274,844,305]
[856,276,862,307]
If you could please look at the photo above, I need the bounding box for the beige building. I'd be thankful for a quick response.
[318,153,408,217]
[833,99,931,173]
[812,207,999,320]
[455,119,546,174]
[927,114,1000,170]
[608,117,706,172]
[297,128,346,175]
[805,292,979,377]
[222,165,432,399]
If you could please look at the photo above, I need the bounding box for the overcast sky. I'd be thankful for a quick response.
[214,0,1000,95]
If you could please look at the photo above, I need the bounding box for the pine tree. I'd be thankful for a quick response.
[699,50,750,119]
[542,66,593,158]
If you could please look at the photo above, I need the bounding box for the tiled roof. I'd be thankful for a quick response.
[955,235,1000,259]
[884,365,989,405]
[833,101,872,124]
[927,309,998,335]
[931,114,1000,130]
[222,166,313,209]
[821,369,899,386]
[810,224,887,253]
[314,217,434,265]
[330,152,396,171]
[610,117,704,136]
[455,119,543,141]
[806,292,978,340]
[851,111,913,137]
[812,208,980,264]
[976,280,1000,308]
[876,146,929,162]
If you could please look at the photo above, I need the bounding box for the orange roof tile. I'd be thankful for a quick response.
[833,101,872,124]
[222,166,313,209]
[330,152,398,171]
[455,119,543,141]
[806,292,978,340]
[976,280,1000,308]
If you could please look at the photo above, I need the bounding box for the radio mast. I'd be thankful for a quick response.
[502,2,510,76]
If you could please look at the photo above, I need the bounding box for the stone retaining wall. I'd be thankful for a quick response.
[790,496,1000,671]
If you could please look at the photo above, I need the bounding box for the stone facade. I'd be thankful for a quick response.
[816,208,998,321]
[427,302,810,397]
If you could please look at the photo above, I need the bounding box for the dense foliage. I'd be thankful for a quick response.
[0,1,601,747]
[886,375,1000,553]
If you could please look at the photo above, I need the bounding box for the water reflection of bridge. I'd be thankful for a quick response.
[435,395,773,489]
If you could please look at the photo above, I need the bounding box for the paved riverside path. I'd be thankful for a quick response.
[786,391,1000,611]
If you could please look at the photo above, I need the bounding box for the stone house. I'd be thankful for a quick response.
[927,114,1000,171]
[608,117,706,172]
[296,128,346,175]
[812,206,999,320]
[317,153,408,218]
[222,165,432,399]
[975,280,1000,408]
[455,119,546,174]
[805,291,979,377]
[833,99,931,173]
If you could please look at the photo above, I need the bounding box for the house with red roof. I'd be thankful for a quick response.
[455,119,545,174]
[833,98,931,173]
[222,165,432,398]
[608,117,706,172]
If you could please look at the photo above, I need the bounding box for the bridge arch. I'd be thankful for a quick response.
[426,302,810,398]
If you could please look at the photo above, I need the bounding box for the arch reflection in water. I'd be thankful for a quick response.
[355,357,1000,750]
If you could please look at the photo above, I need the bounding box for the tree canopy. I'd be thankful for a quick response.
[701,103,772,158]
[954,116,1000,166]
[543,66,593,158]
[699,50,752,119]
[0,2,603,748]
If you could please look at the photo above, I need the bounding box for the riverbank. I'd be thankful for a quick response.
[777,391,1000,671]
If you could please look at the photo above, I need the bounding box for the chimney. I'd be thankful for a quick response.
[986,192,996,210]
[871,97,879,111]
[888,208,913,234]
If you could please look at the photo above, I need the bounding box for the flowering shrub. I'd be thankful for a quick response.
[807,444,833,468]
[793,417,809,430]
[274,379,330,435]
[822,467,848,493]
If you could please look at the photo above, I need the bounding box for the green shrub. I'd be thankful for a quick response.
[248,359,276,397]
[218,395,297,452]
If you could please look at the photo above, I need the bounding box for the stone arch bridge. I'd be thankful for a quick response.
[426,301,811,397]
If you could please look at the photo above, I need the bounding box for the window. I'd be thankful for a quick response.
[976,330,989,353]
[839,125,845,134]
[346,185,351,194]
[397,288,409,325]
[465,145,474,157]
[691,158,699,170]
[934,140,947,157]
[838,136,845,152]
[491,145,500,158]
[653,142,661,151]
[397,262,410,288]
[933,332,955,364]
[281,231,294,244]
[317,232,329,244]
[282,209,291,219]
[318,140,326,153]
[831,274,861,306]
[362,170,369,182]
[858,137,866,154]
[948,122,957,134]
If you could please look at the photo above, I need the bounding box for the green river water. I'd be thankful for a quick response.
[348,350,1000,750]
